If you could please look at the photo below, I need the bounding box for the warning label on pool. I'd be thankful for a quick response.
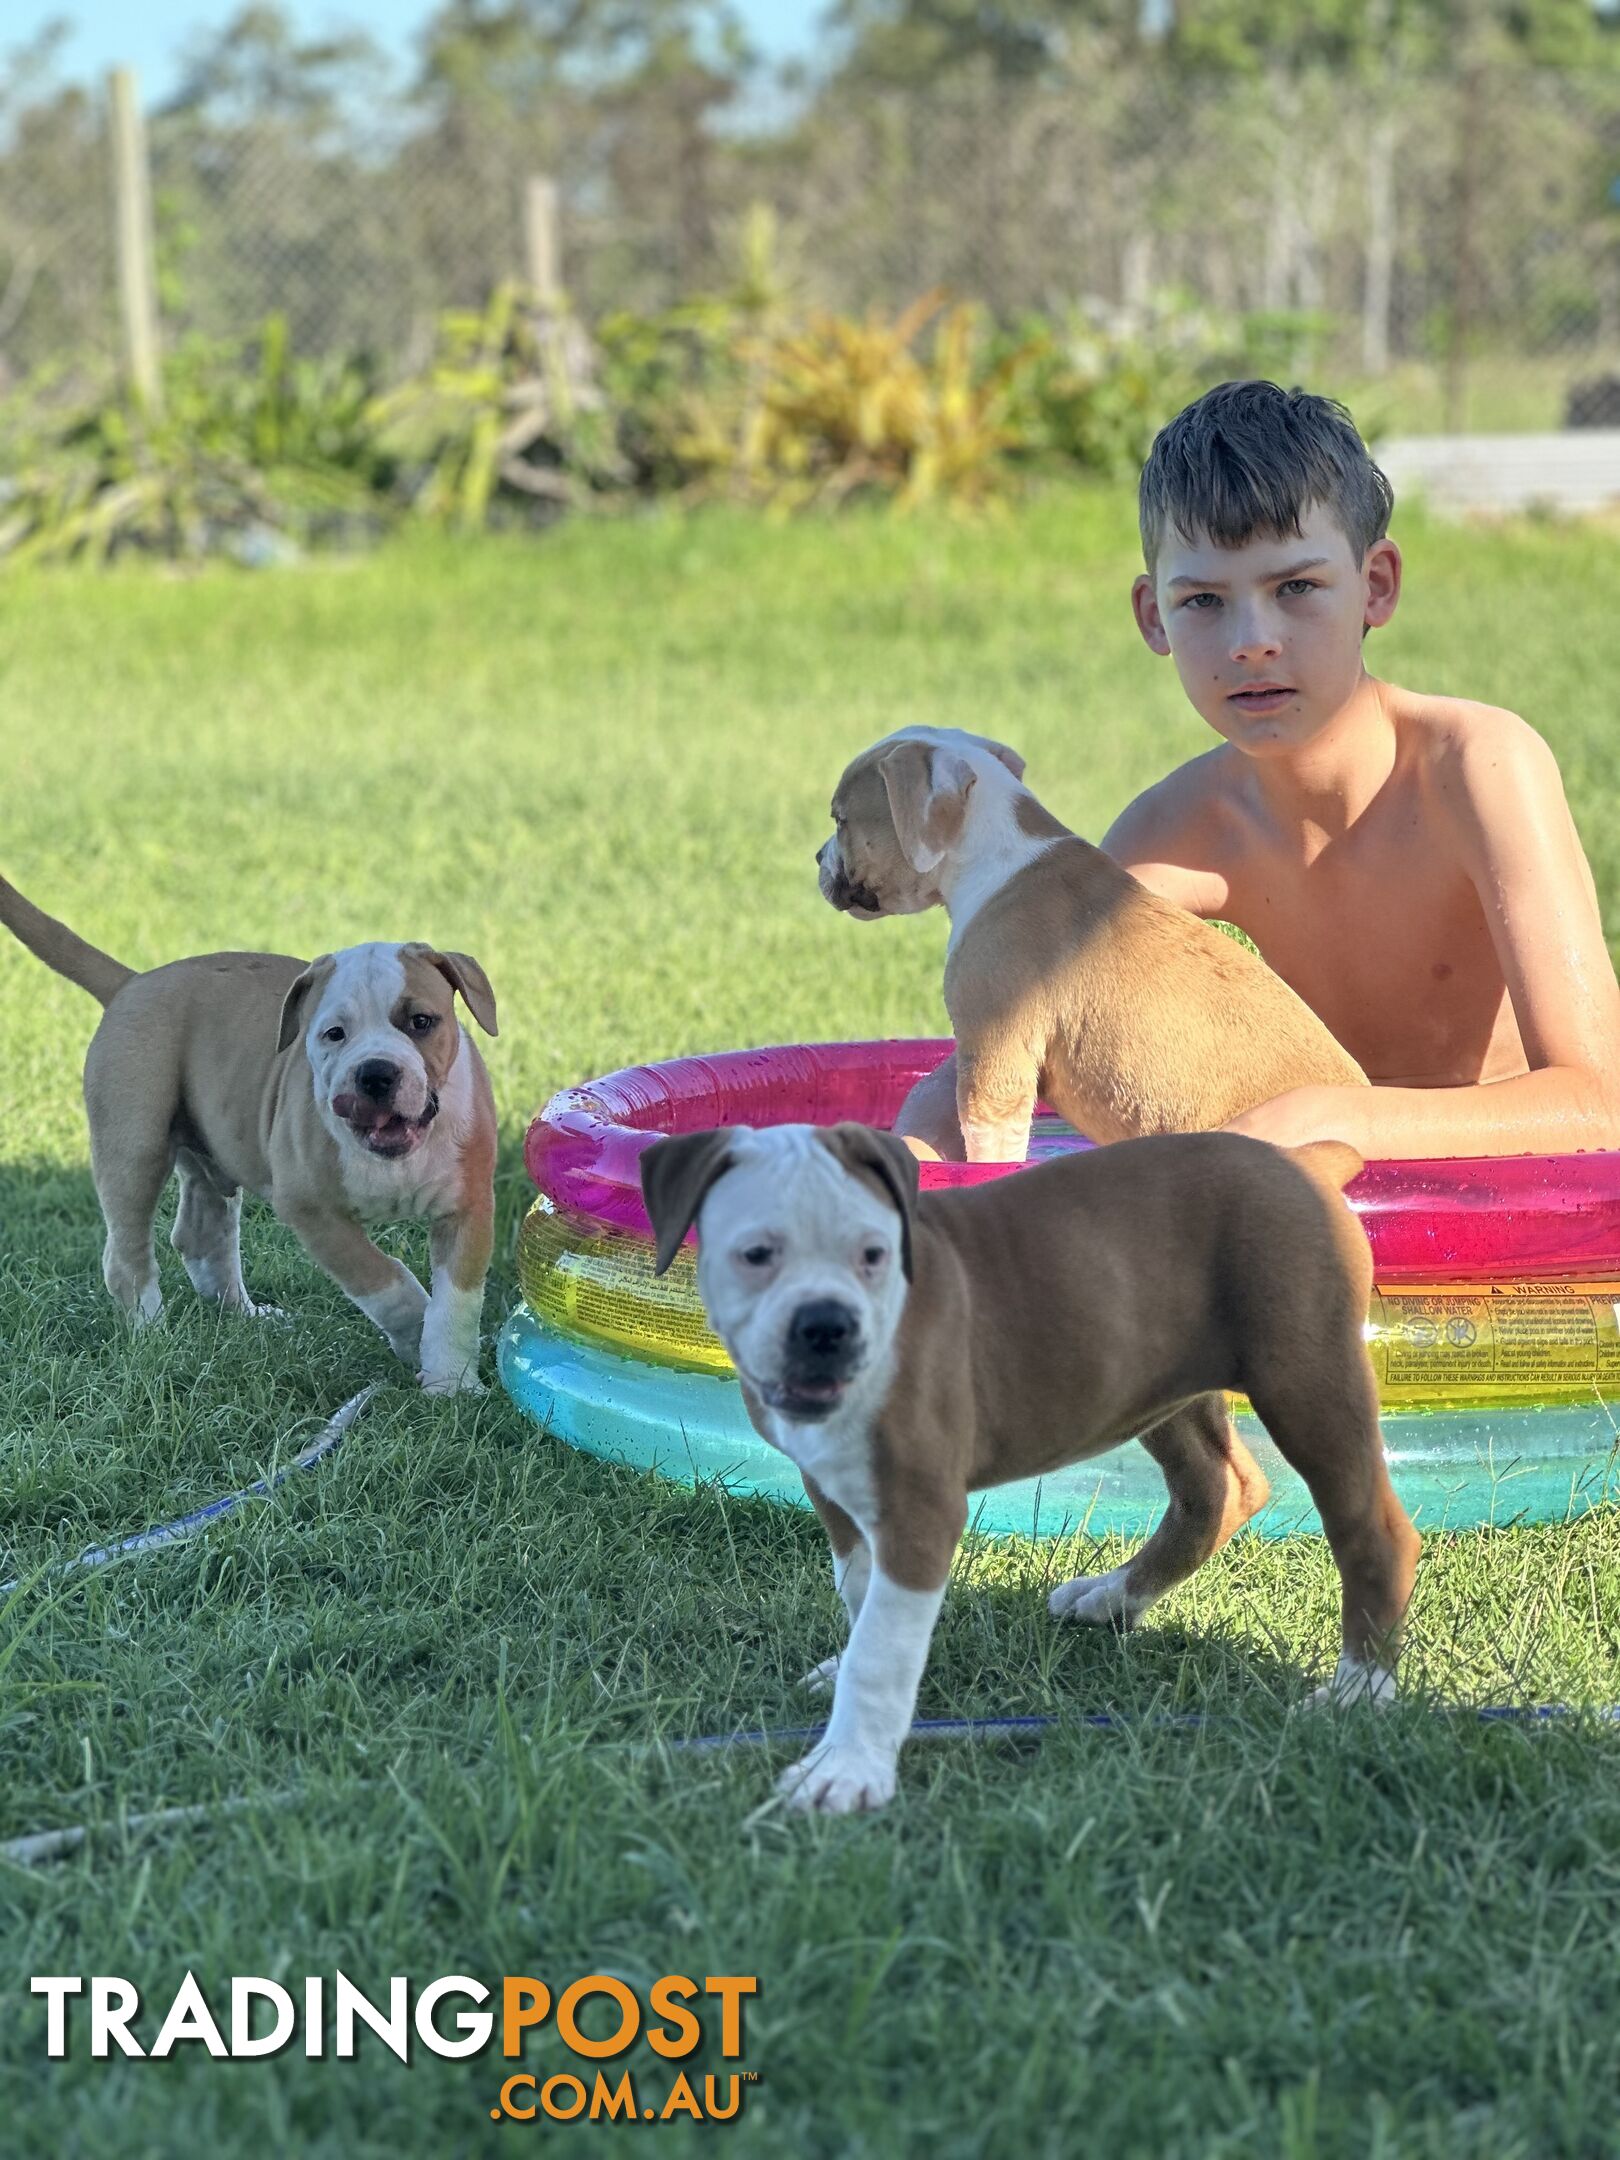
[1370,1281,1620,1397]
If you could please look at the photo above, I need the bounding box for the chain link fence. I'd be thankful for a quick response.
[4,62,1620,432]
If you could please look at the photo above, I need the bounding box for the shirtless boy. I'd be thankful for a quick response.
[900,379,1620,1162]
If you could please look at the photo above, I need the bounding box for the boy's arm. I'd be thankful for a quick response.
[1226,719,1620,1159]
[1100,780,1230,917]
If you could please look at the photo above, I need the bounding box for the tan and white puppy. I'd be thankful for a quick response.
[817,727,1367,1160]
[643,1121,1419,1815]
[0,874,497,1393]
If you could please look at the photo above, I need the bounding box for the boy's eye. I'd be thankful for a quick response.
[1279,578,1319,596]
[1181,592,1220,610]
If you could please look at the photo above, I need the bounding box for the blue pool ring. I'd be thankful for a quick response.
[499,1304,1620,1538]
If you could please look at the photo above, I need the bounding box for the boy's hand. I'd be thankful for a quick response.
[1222,1086,1364,1153]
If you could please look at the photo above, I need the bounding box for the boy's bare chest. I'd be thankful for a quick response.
[1216,829,1526,1087]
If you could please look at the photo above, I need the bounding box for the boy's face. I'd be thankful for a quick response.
[1131,504,1401,757]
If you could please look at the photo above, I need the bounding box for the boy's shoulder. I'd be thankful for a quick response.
[1100,687,1567,911]
[1386,684,1566,798]
[1099,746,1236,913]
[1104,745,1231,843]
[1389,681,1529,738]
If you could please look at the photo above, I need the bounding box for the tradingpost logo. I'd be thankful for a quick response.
[33,1969,761,2126]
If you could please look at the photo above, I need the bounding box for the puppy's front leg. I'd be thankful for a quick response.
[778,1506,964,1816]
[954,1046,1038,1164]
[279,1203,428,1370]
[799,1474,872,1696]
[419,1205,493,1396]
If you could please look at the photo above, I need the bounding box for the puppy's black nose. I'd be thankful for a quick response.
[789,1299,859,1363]
[355,1058,398,1102]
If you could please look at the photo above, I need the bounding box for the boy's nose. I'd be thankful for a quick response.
[1228,611,1283,663]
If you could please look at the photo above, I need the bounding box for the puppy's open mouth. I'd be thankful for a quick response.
[761,1376,851,1421]
[332,1091,440,1159]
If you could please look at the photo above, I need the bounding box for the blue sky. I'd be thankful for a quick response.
[18,0,823,101]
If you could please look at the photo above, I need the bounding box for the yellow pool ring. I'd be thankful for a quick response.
[517,1198,1620,1415]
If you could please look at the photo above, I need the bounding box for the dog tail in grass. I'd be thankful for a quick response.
[0,872,135,1006]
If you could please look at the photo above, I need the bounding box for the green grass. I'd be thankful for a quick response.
[1343,352,1620,439]
[5,491,1620,2158]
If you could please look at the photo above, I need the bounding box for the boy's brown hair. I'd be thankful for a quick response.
[1139,380,1394,572]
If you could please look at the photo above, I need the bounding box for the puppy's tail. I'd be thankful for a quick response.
[1287,1138,1365,1193]
[0,873,135,1006]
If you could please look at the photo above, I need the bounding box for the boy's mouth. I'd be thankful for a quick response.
[1228,683,1296,716]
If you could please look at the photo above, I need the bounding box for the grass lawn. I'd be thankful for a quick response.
[5,491,1620,2157]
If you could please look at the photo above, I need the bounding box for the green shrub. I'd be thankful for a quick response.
[366,282,628,530]
[0,275,1334,564]
[999,293,1328,478]
[0,317,387,565]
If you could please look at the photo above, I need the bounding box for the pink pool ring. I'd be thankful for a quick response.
[502,1039,1620,1535]
[523,1037,1620,1284]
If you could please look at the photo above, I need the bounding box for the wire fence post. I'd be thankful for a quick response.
[524,174,561,304]
[0,63,1603,428]
[1445,63,1485,434]
[108,67,162,415]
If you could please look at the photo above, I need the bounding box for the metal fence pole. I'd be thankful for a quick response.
[108,67,162,414]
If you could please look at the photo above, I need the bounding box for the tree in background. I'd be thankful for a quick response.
[0,20,117,388]
[411,0,755,303]
[820,0,1619,85]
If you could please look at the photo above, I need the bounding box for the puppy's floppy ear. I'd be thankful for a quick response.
[640,1129,740,1276]
[419,948,498,1036]
[975,733,1026,780]
[878,740,976,875]
[823,1122,920,1282]
[276,955,335,1054]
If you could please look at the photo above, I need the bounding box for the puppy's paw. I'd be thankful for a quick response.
[1048,1565,1143,1629]
[125,1284,164,1329]
[777,1741,896,1816]
[236,1298,289,1322]
[799,1654,840,1697]
[419,1365,487,1398]
[1305,1652,1397,1710]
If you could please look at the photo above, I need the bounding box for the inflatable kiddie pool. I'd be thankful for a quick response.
[498,1041,1620,1535]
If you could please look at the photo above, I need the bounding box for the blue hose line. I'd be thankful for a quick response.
[499,1305,1620,1539]
[0,1385,378,1597]
[666,1705,1620,1753]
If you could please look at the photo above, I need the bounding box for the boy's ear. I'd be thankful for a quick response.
[1132,572,1171,656]
[1363,537,1401,632]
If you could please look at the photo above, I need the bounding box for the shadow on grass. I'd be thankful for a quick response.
[0,1147,1320,1722]
[0,1120,538,1335]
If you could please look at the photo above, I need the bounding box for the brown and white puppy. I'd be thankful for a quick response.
[817,727,1367,1160]
[643,1121,1419,1815]
[0,874,497,1393]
